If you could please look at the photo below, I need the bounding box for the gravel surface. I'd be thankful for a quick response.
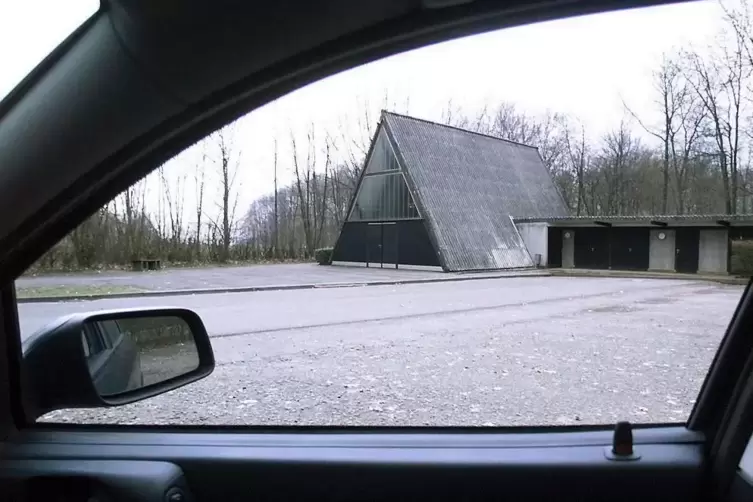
[140,343,200,386]
[33,276,743,426]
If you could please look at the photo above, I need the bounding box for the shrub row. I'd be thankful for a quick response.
[731,240,753,276]
[314,247,333,265]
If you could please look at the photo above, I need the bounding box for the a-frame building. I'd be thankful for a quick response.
[332,111,568,271]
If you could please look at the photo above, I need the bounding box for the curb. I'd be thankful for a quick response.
[17,270,551,304]
[19,268,746,304]
[549,269,749,286]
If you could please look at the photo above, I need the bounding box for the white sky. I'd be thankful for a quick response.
[0,0,727,231]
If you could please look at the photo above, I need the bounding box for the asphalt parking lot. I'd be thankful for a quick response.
[28,276,743,427]
[18,263,466,292]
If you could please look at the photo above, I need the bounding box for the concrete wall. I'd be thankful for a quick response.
[562,229,575,268]
[516,222,548,266]
[699,229,729,274]
[649,229,675,271]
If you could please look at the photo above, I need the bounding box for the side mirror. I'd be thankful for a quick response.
[21,307,215,419]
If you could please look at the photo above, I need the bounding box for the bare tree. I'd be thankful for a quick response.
[291,125,331,255]
[598,121,641,215]
[194,143,207,260]
[206,126,241,262]
[273,138,279,257]
[625,56,682,213]
[564,120,590,216]
[687,43,747,214]
[160,168,186,259]
[625,54,708,214]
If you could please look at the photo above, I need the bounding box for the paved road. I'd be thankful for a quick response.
[25,276,743,426]
[18,263,469,292]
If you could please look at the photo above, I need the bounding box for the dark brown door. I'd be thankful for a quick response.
[610,228,650,270]
[548,228,562,267]
[675,228,699,273]
[382,223,398,268]
[574,227,610,269]
[365,224,382,267]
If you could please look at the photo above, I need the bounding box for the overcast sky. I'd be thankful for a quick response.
[0,0,727,227]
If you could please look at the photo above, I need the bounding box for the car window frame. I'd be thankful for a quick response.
[83,325,107,355]
[97,320,124,348]
[81,322,117,381]
[0,5,751,498]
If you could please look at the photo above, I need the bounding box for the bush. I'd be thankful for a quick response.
[731,240,753,276]
[118,317,194,350]
[314,247,333,265]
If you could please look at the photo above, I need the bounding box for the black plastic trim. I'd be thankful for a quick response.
[689,277,753,438]
[0,460,188,502]
[14,426,702,448]
[0,427,705,502]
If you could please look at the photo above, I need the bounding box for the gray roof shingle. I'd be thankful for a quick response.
[383,111,568,271]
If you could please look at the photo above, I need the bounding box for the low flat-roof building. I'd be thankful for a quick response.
[515,215,753,275]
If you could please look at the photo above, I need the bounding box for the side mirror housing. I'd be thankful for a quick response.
[21,307,214,419]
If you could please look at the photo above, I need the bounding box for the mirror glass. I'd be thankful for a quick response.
[81,315,200,396]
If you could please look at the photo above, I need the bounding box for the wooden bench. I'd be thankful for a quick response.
[131,259,161,271]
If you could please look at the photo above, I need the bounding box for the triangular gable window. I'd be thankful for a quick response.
[364,129,401,174]
[348,130,419,221]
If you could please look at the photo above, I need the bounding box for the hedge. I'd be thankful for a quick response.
[118,317,195,350]
[314,247,333,265]
[731,240,753,276]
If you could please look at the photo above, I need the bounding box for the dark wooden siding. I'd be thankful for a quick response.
[332,220,440,267]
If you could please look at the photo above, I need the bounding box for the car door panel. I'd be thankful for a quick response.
[2,460,190,502]
[730,473,753,502]
[1,428,704,501]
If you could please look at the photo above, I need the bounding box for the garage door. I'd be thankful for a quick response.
[610,228,650,270]
[574,227,610,269]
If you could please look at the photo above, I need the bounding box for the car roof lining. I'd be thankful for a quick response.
[0,0,682,285]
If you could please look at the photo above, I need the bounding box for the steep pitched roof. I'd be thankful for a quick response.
[383,111,568,271]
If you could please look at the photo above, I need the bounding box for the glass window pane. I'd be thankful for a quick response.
[364,131,400,174]
[396,175,403,217]
[349,173,420,221]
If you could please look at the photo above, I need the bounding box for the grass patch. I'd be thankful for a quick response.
[21,258,314,277]
[163,258,312,269]
[119,317,196,350]
[16,284,145,299]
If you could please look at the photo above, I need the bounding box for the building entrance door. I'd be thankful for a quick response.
[675,228,700,273]
[366,223,399,269]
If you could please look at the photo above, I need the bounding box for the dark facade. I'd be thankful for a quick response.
[610,227,650,270]
[675,228,700,273]
[516,215,753,275]
[332,221,440,268]
[573,227,610,269]
[570,227,650,271]
[332,111,569,271]
[547,227,562,267]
